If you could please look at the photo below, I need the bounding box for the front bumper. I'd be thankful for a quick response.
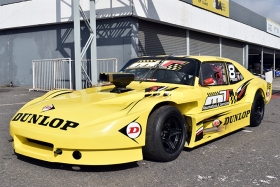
[13,135,142,165]
[10,123,143,165]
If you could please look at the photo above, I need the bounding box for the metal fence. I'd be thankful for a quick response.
[30,58,118,91]
[80,58,118,89]
[97,58,118,74]
[31,58,72,91]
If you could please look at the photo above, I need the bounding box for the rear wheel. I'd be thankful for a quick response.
[250,91,264,127]
[143,105,186,162]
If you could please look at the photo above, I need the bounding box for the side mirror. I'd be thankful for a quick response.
[203,77,215,86]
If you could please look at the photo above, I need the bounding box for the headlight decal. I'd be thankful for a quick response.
[42,104,55,112]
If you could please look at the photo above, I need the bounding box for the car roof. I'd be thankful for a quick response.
[139,55,234,63]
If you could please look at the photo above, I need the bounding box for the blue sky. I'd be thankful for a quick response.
[232,0,280,24]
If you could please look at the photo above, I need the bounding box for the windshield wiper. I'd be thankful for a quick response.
[139,54,172,84]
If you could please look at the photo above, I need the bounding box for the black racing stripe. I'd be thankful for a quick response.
[133,117,140,122]
[207,91,219,97]
[241,79,253,89]
[165,87,178,91]
[44,90,71,99]
[120,102,134,111]
[51,92,72,98]
[126,98,145,115]
[196,111,231,126]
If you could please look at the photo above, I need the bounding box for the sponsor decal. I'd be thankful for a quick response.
[267,19,280,37]
[144,86,178,97]
[192,0,229,17]
[196,111,229,126]
[161,60,189,71]
[203,80,252,110]
[119,119,142,143]
[126,59,160,69]
[42,104,55,112]
[212,119,222,127]
[213,0,223,11]
[12,113,79,130]
[235,80,251,102]
[266,89,270,98]
[224,110,250,125]
[267,83,272,98]
[195,126,204,141]
[145,86,168,92]
[203,90,234,110]
[195,112,229,142]
[163,87,178,97]
[126,122,141,139]
[126,60,188,71]
[196,127,203,136]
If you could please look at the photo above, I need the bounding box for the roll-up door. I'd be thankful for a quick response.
[189,31,219,56]
[138,19,186,56]
[263,47,274,54]
[222,38,244,64]
[249,44,262,51]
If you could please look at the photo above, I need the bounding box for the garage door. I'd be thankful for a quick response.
[263,47,274,54]
[222,38,244,64]
[189,31,220,56]
[249,44,262,51]
[138,19,186,56]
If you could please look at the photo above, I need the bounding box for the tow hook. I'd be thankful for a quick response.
[54,149,63,155]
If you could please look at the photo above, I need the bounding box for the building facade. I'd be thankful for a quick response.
[0,0,280,87]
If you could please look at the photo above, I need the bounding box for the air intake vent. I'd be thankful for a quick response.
[27,138,54,148]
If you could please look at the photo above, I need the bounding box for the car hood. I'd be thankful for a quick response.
[12,83,200,130]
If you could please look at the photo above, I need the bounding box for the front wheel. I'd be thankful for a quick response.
[143,106,186,162]
[250,91,265,127]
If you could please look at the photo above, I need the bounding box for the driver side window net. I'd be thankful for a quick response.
[200,62,228,86]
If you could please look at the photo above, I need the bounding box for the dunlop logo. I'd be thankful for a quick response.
[12,113,79,131]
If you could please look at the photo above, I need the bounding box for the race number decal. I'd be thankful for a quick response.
[228,65,236,79]
[227,63,244,84]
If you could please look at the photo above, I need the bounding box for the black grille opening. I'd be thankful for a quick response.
[26,138,54,148]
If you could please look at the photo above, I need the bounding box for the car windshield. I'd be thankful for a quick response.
[121,57,198,86]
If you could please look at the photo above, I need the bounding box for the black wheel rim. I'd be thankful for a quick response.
[161,115,183,154]
[255,97,264,122]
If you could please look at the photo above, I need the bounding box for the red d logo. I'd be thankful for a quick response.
[126,122,141,139]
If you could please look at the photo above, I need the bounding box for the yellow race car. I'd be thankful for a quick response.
[10,56,272,165]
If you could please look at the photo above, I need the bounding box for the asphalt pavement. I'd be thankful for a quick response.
[1,79,280,187]
[272,77,280,92]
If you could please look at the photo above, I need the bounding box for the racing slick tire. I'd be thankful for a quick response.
[143,105,186,162]
[250,91,265,127]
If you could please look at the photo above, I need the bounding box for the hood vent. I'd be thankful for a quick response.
[99,73,134,93]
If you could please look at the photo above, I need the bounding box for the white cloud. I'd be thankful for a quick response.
[232,0,280,24]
